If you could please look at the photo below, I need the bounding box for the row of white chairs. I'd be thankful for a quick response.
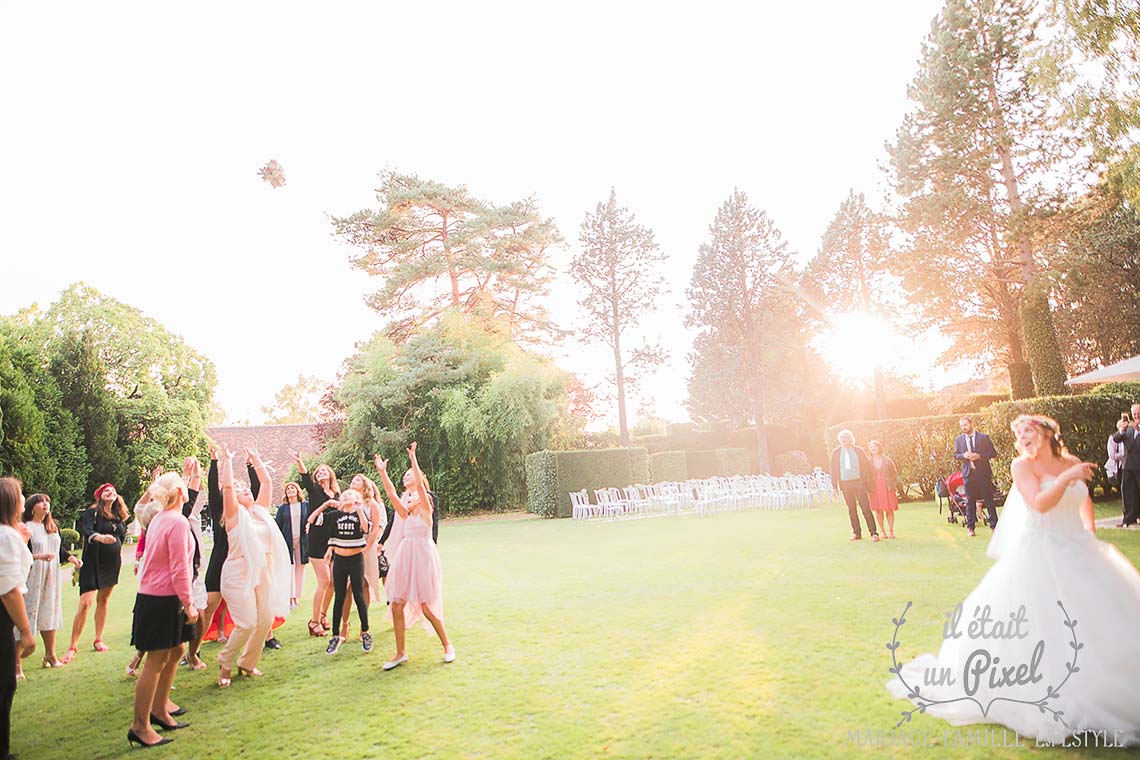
[570,471,834,520]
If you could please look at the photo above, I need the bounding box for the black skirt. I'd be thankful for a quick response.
[78,541,122,594]
[131,594,194,652]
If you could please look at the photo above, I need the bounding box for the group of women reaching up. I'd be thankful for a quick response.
[1,438,455,752]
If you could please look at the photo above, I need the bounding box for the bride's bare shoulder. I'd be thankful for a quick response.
[1010,457,1037,480]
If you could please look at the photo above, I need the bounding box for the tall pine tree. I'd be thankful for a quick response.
[889,0,1072,397]
[571,190,667,446]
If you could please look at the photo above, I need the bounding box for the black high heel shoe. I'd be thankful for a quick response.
[149,715,189,731]
[127,729,172,748]
[169,707,187,717]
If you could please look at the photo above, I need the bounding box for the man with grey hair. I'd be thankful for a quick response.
[1113,403,1140,528]
[829,429,879,542]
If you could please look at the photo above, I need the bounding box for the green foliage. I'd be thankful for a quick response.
[326,313,577,514]
[773,450,812,475]
[1019,276,1070,396]
[648,451,688,483]
[1,284,215,504]
[0,340,55,498]
[1087,382,1140,402]
[59,528,80,552]
[1051,185,1140,372]
[982,393,1132,495]
[684,450,718,479]
[48,330,129,498]
[524,447,650,518]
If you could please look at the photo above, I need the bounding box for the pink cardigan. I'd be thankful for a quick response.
[138,509,194,608]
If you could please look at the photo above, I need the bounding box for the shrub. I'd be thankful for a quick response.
[685,450,719,479]
[525,447,650,518]
[649,451,688,482]
[59,528,81,552]
[715,447,750,476]
[981,393,1131,495]
[773,450,811,475]
[1086,382,1140,402]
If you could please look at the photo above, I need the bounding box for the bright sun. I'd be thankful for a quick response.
[813,311,903,384]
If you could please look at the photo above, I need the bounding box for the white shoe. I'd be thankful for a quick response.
[382,653,409,671]
[443,646,456,664]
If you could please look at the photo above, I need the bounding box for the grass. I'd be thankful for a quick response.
[12,496,1140,759]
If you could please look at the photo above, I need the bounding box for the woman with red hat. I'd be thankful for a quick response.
[61,482,129,663]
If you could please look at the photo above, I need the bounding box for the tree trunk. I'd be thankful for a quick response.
[753,399,770,474]
[612,305,630,447]
[441,213,461,306]
[987,76,1068,396]
[872,368,887,419]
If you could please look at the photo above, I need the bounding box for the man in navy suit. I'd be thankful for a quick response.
[1112,403,1140,527]
[954,416,999,536]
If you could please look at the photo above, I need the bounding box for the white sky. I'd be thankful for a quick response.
[1,0,960,426]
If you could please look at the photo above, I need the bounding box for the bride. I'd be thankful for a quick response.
[887,414,1140,745]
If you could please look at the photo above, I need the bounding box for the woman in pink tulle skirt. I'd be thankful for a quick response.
[868,440,899,539]
[374,443,454,670]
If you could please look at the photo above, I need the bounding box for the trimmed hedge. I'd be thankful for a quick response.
[649,450,688,482]
[525,447,650,518]
[773,450,811,475]
[982,394,1131,495]
[825,393,1134,498]
[684,448,752,479]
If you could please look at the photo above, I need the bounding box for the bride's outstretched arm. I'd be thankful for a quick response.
[1013,457,1097,514]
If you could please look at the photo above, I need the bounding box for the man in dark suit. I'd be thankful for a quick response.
[1112,403,1140,527]
[954,416,999,536]
[829,429,879,542]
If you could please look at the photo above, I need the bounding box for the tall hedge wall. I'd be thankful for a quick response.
[525,447,650,518]
[824,394,1134,498]
[649,450,688,482]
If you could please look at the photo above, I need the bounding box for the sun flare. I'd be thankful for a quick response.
[813,311,904,384]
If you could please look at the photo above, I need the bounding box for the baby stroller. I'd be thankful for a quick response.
[936,471,970,525]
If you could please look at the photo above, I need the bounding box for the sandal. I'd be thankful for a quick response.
[126,655,142,678]
[189,655,207,671]
[93,639,110,653]
[237,666,263,677]
[43,656,63,668]
[60,646,78,664]
[308,619,327,637]
[218,668,232,688]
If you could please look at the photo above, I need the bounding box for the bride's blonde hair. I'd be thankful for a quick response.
[1011,414,1066,458]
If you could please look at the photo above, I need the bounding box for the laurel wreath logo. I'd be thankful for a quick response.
[888,600,1081,730]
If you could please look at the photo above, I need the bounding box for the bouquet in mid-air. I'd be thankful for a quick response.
[258,159,286,188]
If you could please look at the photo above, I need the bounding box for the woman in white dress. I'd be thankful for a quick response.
[888,414,1140,745]
[19,494,80,671]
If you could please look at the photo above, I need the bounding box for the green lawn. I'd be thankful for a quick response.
[12,497,1140,759]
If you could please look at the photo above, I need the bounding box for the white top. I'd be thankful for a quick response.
[0,524,33,596]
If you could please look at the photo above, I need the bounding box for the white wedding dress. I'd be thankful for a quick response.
[887,478,1140,745]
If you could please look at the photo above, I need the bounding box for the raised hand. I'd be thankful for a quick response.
[1061,461,1097,486]
[374,454,389,473]
[208,440,219,460]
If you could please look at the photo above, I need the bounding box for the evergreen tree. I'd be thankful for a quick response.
[570,190,668,446]
[685,190,806,472]
[333,170,562,343]
[889,0,1073,396]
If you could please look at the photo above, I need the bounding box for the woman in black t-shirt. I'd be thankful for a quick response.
[291,451,339,637]
[61,483,129,663]
[308,488,372,654]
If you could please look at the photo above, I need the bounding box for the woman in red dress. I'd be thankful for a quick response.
[868,440,899,538]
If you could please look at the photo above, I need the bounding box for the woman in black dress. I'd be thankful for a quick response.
[61,482,128,663]
[290,451,338,637]
[1,477,35,760]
